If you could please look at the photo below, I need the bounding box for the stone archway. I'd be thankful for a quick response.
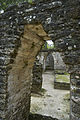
[0,0,80,120]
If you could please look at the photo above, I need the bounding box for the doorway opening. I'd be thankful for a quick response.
[30,41,70,120]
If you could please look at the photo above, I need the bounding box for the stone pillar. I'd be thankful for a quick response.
[70,72,80,120]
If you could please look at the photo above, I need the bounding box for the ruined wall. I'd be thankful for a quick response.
[38,52,54,71]
[45,52,54,70]
[0,22,49,120]
[39,52,49,71]
[45,51,66,71]
[0,0,80,120]
[6,24,48,120]
[52,52,66,71]
[32,58,43,93]
[39,51,66,71]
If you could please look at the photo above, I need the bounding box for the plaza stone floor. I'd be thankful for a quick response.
[30,71,70,120]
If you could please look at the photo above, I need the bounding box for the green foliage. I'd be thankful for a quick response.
[42,42,54,50]
[47,43,54,49]
[0,0,33,10]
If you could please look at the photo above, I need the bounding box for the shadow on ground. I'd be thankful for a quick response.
[29,113,58,120]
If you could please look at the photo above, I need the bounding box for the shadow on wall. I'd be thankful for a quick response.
[29,113,58,120]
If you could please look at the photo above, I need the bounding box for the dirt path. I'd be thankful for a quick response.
[30,71,70,120]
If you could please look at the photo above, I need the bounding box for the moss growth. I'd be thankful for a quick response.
[56,74,70,83]
[64,72,69,75]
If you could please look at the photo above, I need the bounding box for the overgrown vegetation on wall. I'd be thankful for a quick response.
[0,0,33,10]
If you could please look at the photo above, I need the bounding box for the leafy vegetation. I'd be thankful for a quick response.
[47,43,54,49]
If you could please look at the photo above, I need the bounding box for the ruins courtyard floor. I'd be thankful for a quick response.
[30,71,70,120]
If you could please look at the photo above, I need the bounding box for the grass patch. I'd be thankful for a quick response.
[56,74,70,83]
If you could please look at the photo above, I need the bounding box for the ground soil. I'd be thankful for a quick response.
[30,71,70,120]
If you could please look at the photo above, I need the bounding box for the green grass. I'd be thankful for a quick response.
[56,74,70,83]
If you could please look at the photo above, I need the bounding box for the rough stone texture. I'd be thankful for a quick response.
[70,73,80,120]
[37,52,54,71]
[54,81,70,90]
[52,52,66,71]
[40,52,49,71]
[38,51,66,72]
[45,51,66,71]
[0,24,48,120]
[0,0,80,120]
[32,58,43,93]
[45,52,54,70]
[6,25,49,120]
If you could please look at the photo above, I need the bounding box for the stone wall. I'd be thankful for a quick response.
[0,23,49,120]
[54,81,70,90]
[38,51,66,71]
[45,51,66,71]
[6,24,48,120]
[37,52,54,71]
[32,59,43,93]
[70,73,80,120]
[45,52,54,70]
[0,0,80,120]
[52,52,66,71]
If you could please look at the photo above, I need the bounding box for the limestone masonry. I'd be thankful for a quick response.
[0,0,80,120]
